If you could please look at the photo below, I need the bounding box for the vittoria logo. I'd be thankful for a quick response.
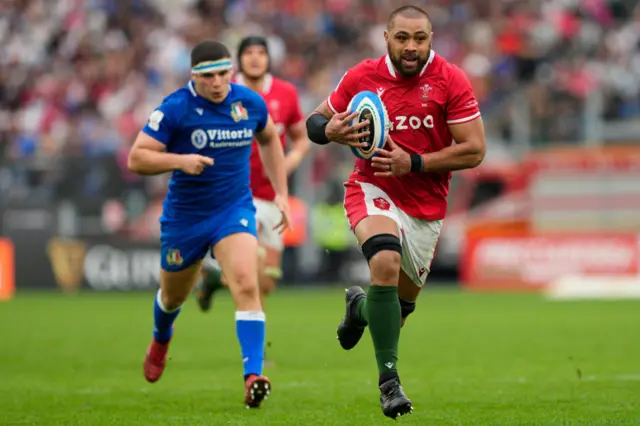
[191,129,208,149]
[191,128,254,149]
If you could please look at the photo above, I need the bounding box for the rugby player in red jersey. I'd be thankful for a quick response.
[305,5,486,418]
[195,36,309,316]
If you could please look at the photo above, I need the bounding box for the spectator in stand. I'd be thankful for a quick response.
[1,0,639,236]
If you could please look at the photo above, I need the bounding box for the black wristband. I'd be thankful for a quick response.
[306,113,330,145]
[410,154,424,172]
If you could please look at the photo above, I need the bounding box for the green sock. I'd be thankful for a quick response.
[366,285,401,378]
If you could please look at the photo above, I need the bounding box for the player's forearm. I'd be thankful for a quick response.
[128,148,183,175]
[284,139,310,175]
[259,140,289,197]
[420,142,485,173]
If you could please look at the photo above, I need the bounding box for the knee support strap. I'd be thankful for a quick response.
[361,233,402,263]
[399,298,416,319]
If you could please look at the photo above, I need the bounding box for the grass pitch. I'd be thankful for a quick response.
[1,288,639,425]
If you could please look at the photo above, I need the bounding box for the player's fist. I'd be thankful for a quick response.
[273,194,292,234]
[325,111,370,148]
[372,136,411,177]
[179,154,214,175]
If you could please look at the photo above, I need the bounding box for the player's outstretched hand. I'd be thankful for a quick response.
[179,154,214,175]
[372,136,411,177]
[273,194,292,234]
[325,111,370,147]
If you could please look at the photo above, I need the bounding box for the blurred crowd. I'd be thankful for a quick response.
[1,0,639,238]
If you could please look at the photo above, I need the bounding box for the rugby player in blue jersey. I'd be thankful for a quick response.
[127,40,290,408]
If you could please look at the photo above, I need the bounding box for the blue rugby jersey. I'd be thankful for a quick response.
[142,81,269,222]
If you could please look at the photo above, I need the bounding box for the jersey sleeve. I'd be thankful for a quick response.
[287,85,305,127]
[254,95,269,133]
[326,67,360,114]
[141,100,180,144]
[445,66,481,125]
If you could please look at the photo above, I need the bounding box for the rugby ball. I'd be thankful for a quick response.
[346,91,389,159]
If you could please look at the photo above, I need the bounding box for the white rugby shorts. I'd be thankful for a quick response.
[253,197,284,251]
[343,181,443,287]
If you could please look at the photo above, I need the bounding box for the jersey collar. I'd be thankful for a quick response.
[384,49,435,79]
[235,73,273,94]
[188,80,198,97]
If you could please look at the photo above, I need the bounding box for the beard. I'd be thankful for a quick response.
[387,42,431,77]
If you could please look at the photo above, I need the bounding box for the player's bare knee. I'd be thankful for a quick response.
[161,260,202,304]
[229,268,259,298]
[234,286,259,306]
[362,233,402,285]
[160,290,185,311]
[370,251,401,284]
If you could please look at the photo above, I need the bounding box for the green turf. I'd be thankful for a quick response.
[1,288,639,425]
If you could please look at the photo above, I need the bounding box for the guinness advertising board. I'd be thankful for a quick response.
[43,237,161,292]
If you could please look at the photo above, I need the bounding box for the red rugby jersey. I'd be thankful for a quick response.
[327,52,481,220]
[234,73,304,201]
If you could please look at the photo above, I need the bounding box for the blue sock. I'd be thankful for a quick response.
[153,290,181,344]
[235,311,266,378]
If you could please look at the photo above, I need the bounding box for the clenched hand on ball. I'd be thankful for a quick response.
[325,111,370,147]
[372,136,413,177]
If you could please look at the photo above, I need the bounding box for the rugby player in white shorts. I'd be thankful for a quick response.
[305,5,486,418]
